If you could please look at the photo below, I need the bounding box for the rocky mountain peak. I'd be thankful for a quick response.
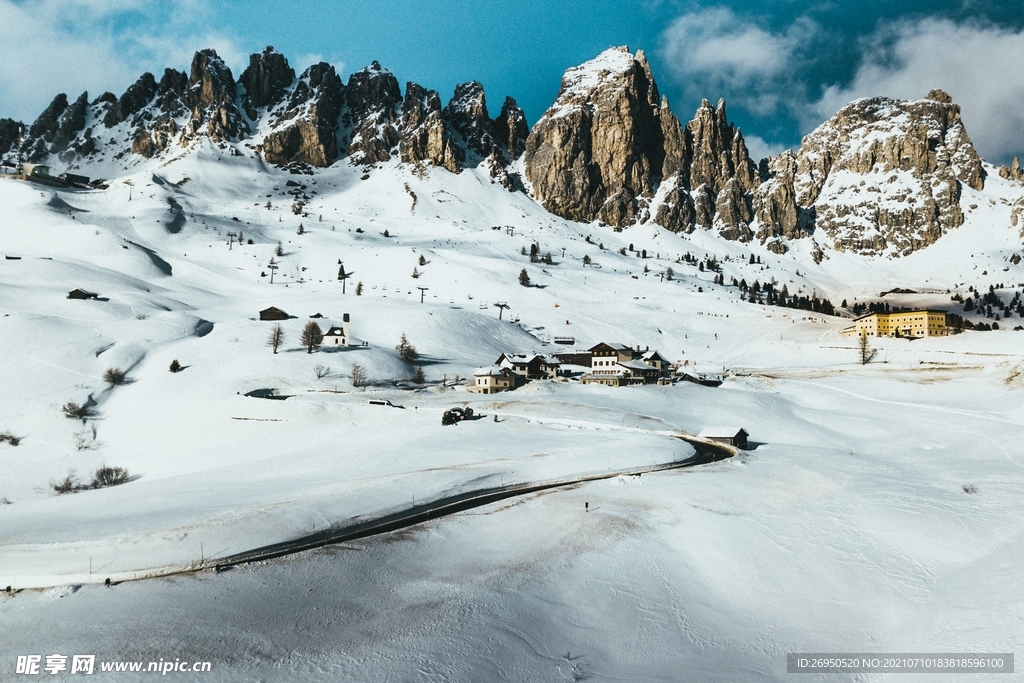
[399,82,462,173]
[1000,156,1023,181]
[344,61,402,164]
[493,96,528,160]
[260,62,344,168]
[183,49,247,142]
[444,81,497,159]
[793,92,985,255]
[687,97,758,194]
[240,46,296,119]
[524,46,671,226]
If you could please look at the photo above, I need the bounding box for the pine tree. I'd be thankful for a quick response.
[666,267,674,281]
[396,333,419,363]
[267,324,284,354]
[582,254,591,266]
[858,333,873,365]
[355,281,363,296]
[412,267,420,279]
[275,241,284,257]
[300,321,323,354]
[412,366,426,384]
[518,268,531,286]
[418,254,426,266]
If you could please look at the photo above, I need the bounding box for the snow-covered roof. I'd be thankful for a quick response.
[474,366,508,377]
[698,427,748,439]
[618,359,654,372]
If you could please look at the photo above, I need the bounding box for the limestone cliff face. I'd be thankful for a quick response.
[493,96,529,160]
[121,70,188,159]
[1001,156,1024,182]
[753,151,801,252]
[444,81,498,159]
[261,62,344,167]
[343,61,402,164]
[523,47,675,226]
[793,90,984,255]
[182,49,248,142]
[240,47,295,119]
[524,50,990,257]
[0,46,529,179]
[687,98,757,194]
[399,82,462,172]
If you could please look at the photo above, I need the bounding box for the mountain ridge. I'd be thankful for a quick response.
[1,45,1021,260]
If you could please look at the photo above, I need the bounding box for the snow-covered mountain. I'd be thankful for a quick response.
[3,45,1024,682]
[3,45,1023,265]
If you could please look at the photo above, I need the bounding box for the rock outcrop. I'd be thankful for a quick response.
[524,47,674,226]
[104,73,159,127]
[262,62,344,167]
[343,62,402,164]
[493,97,528,160]
[240,47,295,119]
[753,150,801,250]
[687,98,758,194]
[182,49,248,142]
[1000,156,1024,181]
[399,82,462,172]
[0,118,22,157]
[792,91,984,255]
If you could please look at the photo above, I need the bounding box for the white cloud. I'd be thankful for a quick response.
[660,7,817,117]
[809,18,1024,163]
[743,134,790,164]
[0,0,243,123]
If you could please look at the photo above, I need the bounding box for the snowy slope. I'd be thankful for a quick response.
[1,142,1023,681]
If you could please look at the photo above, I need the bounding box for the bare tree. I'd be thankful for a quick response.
[300,321,324,354]
[350,363,367,388]
[313,364,331,380]
[267,324,285,354]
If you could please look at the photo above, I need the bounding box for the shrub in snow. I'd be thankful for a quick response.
[962,483,978,494]
[62,402,91,420]
[519,269,531,287]
[169,359,182,373]
[314,364,331,380]
[91,466,130,488]
[51,470,81,495]
[0,431,20,446]
[103,367,128,385]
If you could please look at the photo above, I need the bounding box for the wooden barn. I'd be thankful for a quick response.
[697,427,749,449]
[259,306,289,321]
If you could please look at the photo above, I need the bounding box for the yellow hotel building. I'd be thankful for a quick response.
[841,310,950,338]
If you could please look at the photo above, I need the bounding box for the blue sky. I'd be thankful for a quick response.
[2,0,1024,162]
